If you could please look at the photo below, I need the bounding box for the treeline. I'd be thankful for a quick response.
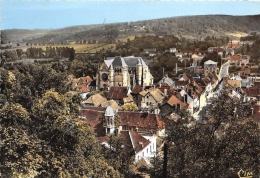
[26,46,75,60]
[114,35,229,54]
[2,46,75,61]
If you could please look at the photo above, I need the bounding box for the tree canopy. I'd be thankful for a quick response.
[151,90,260,177]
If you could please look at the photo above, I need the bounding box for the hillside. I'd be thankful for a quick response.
[2,14,260,44]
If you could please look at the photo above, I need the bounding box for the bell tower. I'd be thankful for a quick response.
[105,106,116,135]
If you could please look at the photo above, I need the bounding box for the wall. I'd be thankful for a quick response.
[135,135,157,164]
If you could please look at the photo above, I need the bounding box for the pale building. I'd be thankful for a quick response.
[204,60,219,77]
[96,56,154,90]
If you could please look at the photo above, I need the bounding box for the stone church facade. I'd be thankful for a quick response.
[96,56,154,90]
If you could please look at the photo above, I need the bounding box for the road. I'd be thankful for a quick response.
[219,61,230,80]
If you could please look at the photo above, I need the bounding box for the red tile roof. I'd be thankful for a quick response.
[108,87,128,100]
[81,106,106,112]
[132,85,143,94]
[166,95,188,108]
[175,81,189,86]
[157,86,177,97]
[118,111,165,129]
[81,109,106,138]
[77,84,91,93]
[120,130,151,153]
[231,54,242,61]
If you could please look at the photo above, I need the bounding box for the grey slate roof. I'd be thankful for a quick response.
[105,56,148,68]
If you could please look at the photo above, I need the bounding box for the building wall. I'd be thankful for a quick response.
[135,135,157,164]
[141,93,157,108]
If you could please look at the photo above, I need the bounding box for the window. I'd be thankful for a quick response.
[147,148,148,153]
[142,152,144,157]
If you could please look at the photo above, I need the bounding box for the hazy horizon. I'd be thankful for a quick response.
[2,1,260,30]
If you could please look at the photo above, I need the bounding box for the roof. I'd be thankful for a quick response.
[227,80,241,88]
[139,88,165,102]
[174,80,189,86]
[132,85,143,94]
[108,87,128,100]
[231,54,242,61]
[101,100,121,110]
[204,60,218,65]
[150,89,165,102]
[242,87,260,97]
[105,56,148,68]
[166,95,188,108]
[157,86,176,97]
[118,111,165,129]
[81,109,106,137]
[79,76,93,84]
[158,76,175,87]
[105,106,115,116]
[77,84,91,93]
[123,94,134,103]
[83,94,107,107]
[120,130,151,153]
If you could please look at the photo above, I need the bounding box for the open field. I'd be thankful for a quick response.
[224,31,249,39]
[4,43,116,54]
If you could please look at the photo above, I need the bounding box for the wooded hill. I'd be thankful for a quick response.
[2,14,260,44]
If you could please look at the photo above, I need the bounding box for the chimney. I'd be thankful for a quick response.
[188,89,193,99]
[164,89,168,97]
[176,93,181,100]
[193,85,196,91]
[251,107,254,115]
[184,94,188,103]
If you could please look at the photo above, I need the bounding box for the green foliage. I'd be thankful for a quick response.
[151,90,260,177]
[102,134,135,177]
[122,103,139,112]
[1,90,120,177]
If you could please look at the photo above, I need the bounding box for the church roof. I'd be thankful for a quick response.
[104,56,148,68]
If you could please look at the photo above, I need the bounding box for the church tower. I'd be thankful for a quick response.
[136,59,142,85]
[105,106,116,135]
[109,64,114,87]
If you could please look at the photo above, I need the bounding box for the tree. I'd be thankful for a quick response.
[102,134,135,177]
[152,90,260,177]
[122,103,138,112]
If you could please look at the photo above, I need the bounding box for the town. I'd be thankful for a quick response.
[1,10,260,178]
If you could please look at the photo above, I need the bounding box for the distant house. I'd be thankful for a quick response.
[159,95,188,117]
[204,60,219,77]
[143,49,157,54]
[158,76,175,88]
[175,53,183,58]
[226,48,235,56]
[139,88,165,109]
[191,54,204,67]
[169,48,177,53]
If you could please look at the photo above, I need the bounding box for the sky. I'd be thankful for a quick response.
[2,0,260,30]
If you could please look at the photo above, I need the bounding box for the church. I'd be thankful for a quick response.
[96,56,154,90]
